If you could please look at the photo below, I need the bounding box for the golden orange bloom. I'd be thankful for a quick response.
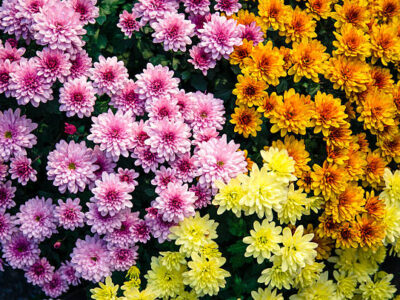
[371,0,400,23]
[335,222,360,249]
[333,0,370,30]
[312,91,348,136]
[305,224,334,260]
[369,66,394,93]
[377,134,400,163]
[354,133,370,153]
[356,88,397,133]
[230,106,263,138]
[344,148,367,181]
[392,81,400,114]
[242,41,286,86]
[240,149,254,171]
[279,46,293,70]
[296,170,313,193]
[317,213,341,239]
[370,23,400,65]
[355,214,385,250]
[325,183,365,223]
[279,6,317,43]
[326,145,349,165]
[257,92,283,118]
[364,191,386,220]
[305,0,333,20]
[230,39,254,68]
[332,23,371,60]
[344,101,356,121]
[311,162,348,198]
[324,124,353,149]
[270,88,314,136]
[288,39,330,83]
[363,150,387,188]
[258,0,289,31]
[233,75,267,107]
[325,56,371,97]
[230,10,259,26]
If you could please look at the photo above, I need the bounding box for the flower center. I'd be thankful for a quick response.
[46,58,59,70]
[4,131,12,139]
[106,191,119,203]
[72,92,84,103]
[0,72,10,84]
[102,70,115,82]
[68,162,76,170]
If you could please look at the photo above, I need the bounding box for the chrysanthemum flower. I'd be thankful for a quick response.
[0,42,25,63]
[251,287,284,300]
[0,60,15,98]
[364,191,385,220]
[2,233,40,269]
[0,209,17,242]
[239,22,264,45]
[257,91,283,119]
[261,147,297,183]
[304,224,333,260]
[243,220,282,263]
[229,39,253,68]
[172,153,197,182]
[369,66,394,94]
[333,271,357,299]
[279,6,317,43]
[133,0,179,25]
[86,203,125,235]
[230,106,262,138]
[71,235,111,282]
[305,0,333,20]
[117,10,142,38]
[243,41,286,86]
[190,92,225,133]
[257,255,294,289]
[324,123,353,149]
[59,77,96,118]
[370,23,400,66]
[373,0,400,22]
[359,272,397,300]
[91,145,116,180]
[233,75,266,107]
[9,155,37,186]
[291,271,336,299]
[376,134,400,163]
[117,168,139,190]
[288,39,329,83]
[334,221,360,249]
[213,178,244,217]
[90,56,129,96]
[333,23,371,60]
[183,0,210,15]
[0,0,30,41]
[47,140,98,193]
[355,214,385,250]
[110,80,144,116]
[293,260,325,289]
[190,183,213,209]
[32,2,85,52]
[278,184,308,224]
[35,48,71,83]
[198,13,243,60]
[132,145,165,173]
[59,261,80,286]
[55,198,85,230]
[269,89,314,137]
[66,49,92,81]
[66,0,99,25]
[9,58,53,107]
[333,0,370,30]
[109,245,139,271]
[214,0,241,15]
[188,45,217,76]
[42,271,69,298]
[25,257,54,286]
[258,0,288,31]
[311,162,347,198]
[363,151,386,188]
[90,276,119,300]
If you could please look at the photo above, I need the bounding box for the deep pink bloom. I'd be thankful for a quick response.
[146,95,182,122]
[110,80,145,116]
[59,261,80,286]
[70,235,111,282]
[188,45,216,75]
[9,155,37,185]
[190,183,212,209]
[86,203,125,235]
[214,0,241,15]
[90,56,129,96]
[14,0,47,35]
[175,90,194,122]
[42,270,69,298]
[25,257,55,286]
[53,241,61,249]
[35,48,71,83]
[6,38,18,48]
[0,181,16,210]
[2,233,40,269]
[117,10,142,38]
[9,59,53,107]
[190,92,225,133]
[66,0,99,25]
[109,245,139,272]
[144,207,176,242]
[0,209,17,242]
[88,109,136,161]
[0,60,16,97]
[240,22,264,45]
[153,182,196,223]
[151,12,195,52]
[183,0,210,15]
[66,49,92,81]
[91,172,134,216]
[59,77,96,118]
[16,197,57,242]
[171,153,198,182]
[151,166,181,194]
[131,120,150,149]
[0,42,25,63]
[134,0,179,25]
[198,13,243,60]
[64,123,77,135]
[104,211,139,247]
[192,127,219,148]
[145,118,191,161]
[0,108,37,161]
[132,145,165,173]
[55,198,85,230]
[117,168,139,189]
[131,218,151,243]
[91,145,116,180]
[46,140,98,194]
[0,0,30,41]
[189,13,211,32]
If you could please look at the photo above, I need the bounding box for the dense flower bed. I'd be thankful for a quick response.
[1,0,400,299]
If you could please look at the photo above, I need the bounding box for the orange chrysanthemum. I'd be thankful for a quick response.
[231,10,260,26]
[355,214,385,250]
[305,224,334,260]
[344,101,357,121]
[257,92,283,118]
[370,23,400,65]
[230,106,263,138]
[230,39,254,68]
[241,149,254,171]
[233,75,267,107]
[326,145,349,165]
[369,66,394,93]
[335,222,360,249]
[354,133,370,153]
[279,46,293,70]
[270,88,314,137]
[392,82,400,114]
[364,191,386,220]
[363,150,387,188]
[311,162,348,198]
[377,134,400,163]
[332,23,371,60]
[317,213,341,239]
[324,124,353,149]
[288,39,330,83]
[333,0,370,30]
[372,0,400,23]
[305,0,333,20]
[312,91,348,136]
[258,0,289,31]
[279,6,317,43]
[296,170,313,193]
[344,149,367,181]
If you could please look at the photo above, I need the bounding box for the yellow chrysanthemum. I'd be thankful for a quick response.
[392,81,400,114]
[261,147,297,183]
[296,170,313,193]
[293,261,325,289]
[258,0,289,31]
[333,271,357,299]
[364,190,385,220]
[159,251,187,271]
[333,0,370,30]
[213,178,244,217]
[121,287,156,300]
[251,287,284,300]
[288,39,329,83]
[326,145,349,165]
[355,214,386,250]
[230,105,263,138]
[233,75,267,107]
[363,150,387,188]
[333,23,371,59]
[173,290,199,300]
[278,183,308,224]
[230,39,254,68]
[243,41,286,86]
[183,254,230,297]
[270,88,315,136]
[311,162,347,198]
[358,272,397,300]
[344,148,367,180]
[372,0,400,23]
[370,23,400,65]
[380,168,400,206]
[258,255,294,289]
[257,91,283,118]
[376,134,400,163]
[305,0,333,20]
[290,272,336,300]
[383,203,400,243]
[243,219,282,263]
[198,241,222,259]
[90,277,119,300]
[279,46,293,70]
[279,6,317,43]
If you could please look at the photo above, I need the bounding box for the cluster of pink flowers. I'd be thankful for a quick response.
[117,0,257,75]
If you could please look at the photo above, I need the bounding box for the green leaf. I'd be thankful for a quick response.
[96,15,106,25]
[190,74,207,91]
[97,34,108,49]
[228,217,247,237]
[181,71,191,81]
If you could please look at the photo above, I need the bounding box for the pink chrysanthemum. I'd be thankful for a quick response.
[0,209,17,242]
[104,211,139,247]
[151,166,181,194]
[25,257,55,286]
[90,56,128,96]
[153,182,196,223]
[117,10,142,38]
[131,120,150,149]
[88,109,136,161]
[151,12,195,52]
[91,172,134,216]
[146,95,182,122]
[66,0,99,25]
[55,198,85,230]
[0,181,16,210]
[91,145,116,180]
[117,168,139,189]
[9,155,37,186]
[132,145,165,173]
[198,13,243,60]
[15,0,47,35]
[189,13,211,32]
[131,218,151,243]
[70,235,111,283]
[42,270,69,298]
[16,197,57,242]
[192,127,219,147]
[0,160,7,181]
[47,140,98,194]
[110,80,145,116]
[59,77,96,118]
[66,49,92,81]
[0,0,30,41]
[188,45,217,76]
[59,261,80,286]
[0,42,25,63]
[190,92,225,133]
[183,0,210,15]
[240,23,264,45]
[0,60,16,97]
[0,108,37,162]
[86,203,125,235]
[135,63,179,102]
[9,59,53,107]
[214,0,241,15]
[145,119,191,162]
[32,2,86,52]
[109,245,139,272]
[190,183,212,209]
[35,48,71,83]
[145,207,176,242]
[134,0,179,25]
[2,233,40,269]
[171,153,198,182]
[175,90,194,122]
[194,135,247,188]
